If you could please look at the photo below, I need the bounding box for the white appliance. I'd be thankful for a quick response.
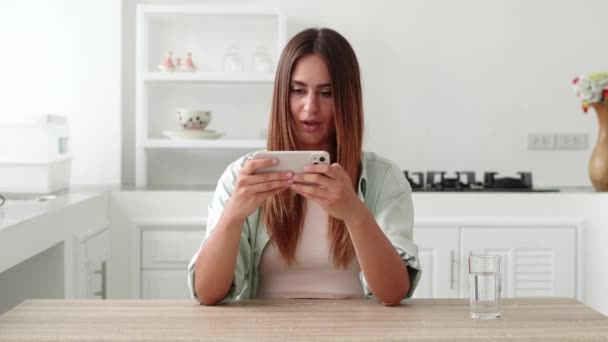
[0,114,72,194]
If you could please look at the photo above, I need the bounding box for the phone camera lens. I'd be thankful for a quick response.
[320,156,325,162]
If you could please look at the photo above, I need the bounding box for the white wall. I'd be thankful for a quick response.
[0,0,122,186]
[1,1,605,187]
[121,0,608,188]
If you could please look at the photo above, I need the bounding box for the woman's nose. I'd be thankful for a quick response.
[303,93,319,114]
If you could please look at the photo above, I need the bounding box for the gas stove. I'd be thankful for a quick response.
[403,171,559,192]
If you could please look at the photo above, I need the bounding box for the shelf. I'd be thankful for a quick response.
[135,3,286,186]
[140,4,284,16]
[142,72,275,83]
[143,138,266,149]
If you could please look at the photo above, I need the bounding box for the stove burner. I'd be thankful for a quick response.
[403,170,538,192]
[484,172,532,189]
[403,171,424,189]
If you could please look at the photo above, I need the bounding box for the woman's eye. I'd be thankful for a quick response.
[320,90,332,97]
[290,88,305,95]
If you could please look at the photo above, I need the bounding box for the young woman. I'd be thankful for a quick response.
[188,28,421,306]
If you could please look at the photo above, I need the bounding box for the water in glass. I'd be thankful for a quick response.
[469,271,500,319]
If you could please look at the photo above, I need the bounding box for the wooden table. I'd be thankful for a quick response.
[1,298,607,341]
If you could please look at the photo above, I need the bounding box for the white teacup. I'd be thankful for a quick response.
[176,109,212,130]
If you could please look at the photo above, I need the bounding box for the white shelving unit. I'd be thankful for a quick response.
[135,4,286,186]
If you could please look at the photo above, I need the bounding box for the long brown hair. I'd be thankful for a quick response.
[263,28,364,268]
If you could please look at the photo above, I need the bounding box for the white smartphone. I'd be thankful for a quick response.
[251,150,330,174]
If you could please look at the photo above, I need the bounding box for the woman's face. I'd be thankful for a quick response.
[289,54,335,151]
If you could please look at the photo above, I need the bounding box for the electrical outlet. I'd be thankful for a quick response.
[556,133,588,150]
[528,133,556,150]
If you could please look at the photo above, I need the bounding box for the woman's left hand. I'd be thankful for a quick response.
[290,163,363,221]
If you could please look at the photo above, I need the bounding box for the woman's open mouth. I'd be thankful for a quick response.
[302,120,321,132]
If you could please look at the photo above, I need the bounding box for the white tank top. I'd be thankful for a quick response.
[257,199,364,299]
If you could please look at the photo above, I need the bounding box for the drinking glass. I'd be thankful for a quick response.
[469,255,501,319]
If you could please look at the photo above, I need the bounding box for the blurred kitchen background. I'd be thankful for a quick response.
[2,0,607,188]
[1,0,608,318]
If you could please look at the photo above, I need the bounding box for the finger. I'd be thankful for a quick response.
[249,179,294,194]
[292,173,330,188]
[303,163,341,179]
[245,171,293,186]
[302,163,330,174]
[325,163,343,179]
[241,157,278,175]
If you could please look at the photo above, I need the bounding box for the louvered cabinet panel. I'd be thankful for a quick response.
[460,226,576,298]
[514,249,555,297]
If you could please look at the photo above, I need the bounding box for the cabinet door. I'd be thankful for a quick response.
[139,228,205,299]
[142,269,191,299]
[412,226,459,298]
[461,226,576,298]
[77,228,110,299]
[142,229,204,268]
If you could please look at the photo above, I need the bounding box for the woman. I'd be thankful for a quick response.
[188,28,421,306]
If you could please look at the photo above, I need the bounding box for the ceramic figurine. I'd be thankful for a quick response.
[181,52,197,72]
[157,51,175,72]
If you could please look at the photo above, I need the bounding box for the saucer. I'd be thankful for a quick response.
[162,129,225,140]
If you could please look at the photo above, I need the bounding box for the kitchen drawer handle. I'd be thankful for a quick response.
[450,250,455,290]
[94,261,107,299]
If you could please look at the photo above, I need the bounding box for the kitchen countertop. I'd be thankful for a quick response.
[0,188,111,274]
[0,190,107,232]
[1,184,597,232]
[0,185,212,232]
[0,298,607,341]
[1,184,603,255]
[411,186,600,193]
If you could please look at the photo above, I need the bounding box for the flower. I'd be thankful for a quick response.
[573,72,608,113]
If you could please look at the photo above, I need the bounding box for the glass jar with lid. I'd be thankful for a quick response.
[223,46,244,73]
[252,46,273,73]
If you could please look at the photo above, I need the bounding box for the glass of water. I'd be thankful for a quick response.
[469,255,501,319]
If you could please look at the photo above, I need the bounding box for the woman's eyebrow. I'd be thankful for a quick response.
[290,80,332,88]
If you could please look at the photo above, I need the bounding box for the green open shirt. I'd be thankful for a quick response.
[188,151,421,304]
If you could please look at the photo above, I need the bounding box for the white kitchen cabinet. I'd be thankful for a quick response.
[135,4,287,186]
[142,270,194,299]
[142,229,203,269]
[133,219,581,300]
[132,220,206,299]
[411,225,460,298]
[74,225,110,299]
[460,225,577,298]
[411,219,582,300]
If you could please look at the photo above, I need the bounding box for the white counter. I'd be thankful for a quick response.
[0,188,111,313]
[0,191,104,232]
[0,189,110,274]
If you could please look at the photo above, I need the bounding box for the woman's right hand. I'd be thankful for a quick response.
[223,158,294,222]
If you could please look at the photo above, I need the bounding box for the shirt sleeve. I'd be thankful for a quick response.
[187,157,253,304]
[360,161,422,300]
